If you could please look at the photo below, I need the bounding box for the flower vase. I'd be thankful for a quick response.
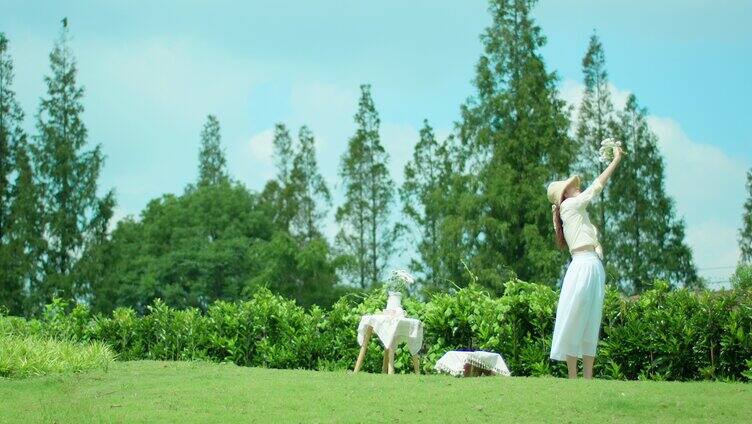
[386,291,403,314]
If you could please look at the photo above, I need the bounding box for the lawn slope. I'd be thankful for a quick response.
[1,361,750,423]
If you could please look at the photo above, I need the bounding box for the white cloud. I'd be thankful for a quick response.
[12,34,277,220]
[647,115,747,226]
[107,206,130,232]
[559,78,630,121]
[648,115,747,282]
[89,37,266,122]
[238,82,355,193]
[685,220,740,288]
[560,79,749,284]
[247,128,275,161]
[382,123,419,186]
[242,128,276,185]
[290,82,357,131]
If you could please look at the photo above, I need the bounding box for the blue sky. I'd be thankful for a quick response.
[3,0,750,285]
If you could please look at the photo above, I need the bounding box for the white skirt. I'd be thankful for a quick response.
[550,251,605,361]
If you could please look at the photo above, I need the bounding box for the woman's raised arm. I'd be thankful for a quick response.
[596,145,623,187]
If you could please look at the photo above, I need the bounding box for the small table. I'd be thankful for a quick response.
[354,314,424,374]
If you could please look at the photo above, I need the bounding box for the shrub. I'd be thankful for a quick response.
[40,298,94,342]
[0,333,115,378]
[2,281,751,381]
[732,263,752,290]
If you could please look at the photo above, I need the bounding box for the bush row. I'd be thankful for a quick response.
[2,281,751,381]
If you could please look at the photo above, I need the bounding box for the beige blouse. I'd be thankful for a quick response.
[560,179,604,254]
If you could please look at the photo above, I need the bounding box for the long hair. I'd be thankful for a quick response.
[552,204,568,250]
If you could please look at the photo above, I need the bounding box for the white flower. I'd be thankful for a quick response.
[392,270,415,285]
[598,138,622,163]
[386,270,415,294]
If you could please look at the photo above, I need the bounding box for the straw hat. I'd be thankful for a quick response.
[547,175,580,206]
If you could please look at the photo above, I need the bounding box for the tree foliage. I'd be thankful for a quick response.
[197,114,228,187]
[574,33,617,267]
[336,85,400,288]
[0,33,43,315]
[608,95,697,292]
[400,120,469,291]
[0,2,719,313]
[290,126,331,242]
[89,181,274,313]
[740,169,752,264]
[261,123,296,231]
[30,23,114,309]
[452,0,575,292]
[256,123,341,306]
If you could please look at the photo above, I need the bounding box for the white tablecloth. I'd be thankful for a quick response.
[357,314,424,355]
[435,350,511,376]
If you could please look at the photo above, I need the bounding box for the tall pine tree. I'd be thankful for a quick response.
[197,114,228,187]
[32,22,114,307]
[7,144,46,314]
[0,33,41,315]
[260,123,297,231]
[336,84,399,288]
[608,94,697,292]
[289,125,331,242]
[0,33,19,255]
[740,169,752,263]
[260,123,331,238]
[575,32,616,267]
[455,0,575,291]
[256,123,340,305]
[429,134,477,291]
[400,120,460,288]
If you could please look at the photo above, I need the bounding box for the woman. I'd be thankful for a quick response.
[546,145,622,379]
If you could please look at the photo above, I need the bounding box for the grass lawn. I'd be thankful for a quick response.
[1,361,750,423]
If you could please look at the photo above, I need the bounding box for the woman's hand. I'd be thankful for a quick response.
[598,143,624,186]
[613,145,624,162]
[611,146,626,163]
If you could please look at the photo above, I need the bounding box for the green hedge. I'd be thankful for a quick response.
[2,281,751,381]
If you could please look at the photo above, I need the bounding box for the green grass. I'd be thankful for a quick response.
[0,334,114,378]
[0,361,750,423]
